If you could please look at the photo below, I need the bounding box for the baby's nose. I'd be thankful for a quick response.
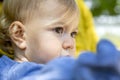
[62,36,74,50]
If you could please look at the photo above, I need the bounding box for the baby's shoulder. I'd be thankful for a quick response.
[0,56,44,80]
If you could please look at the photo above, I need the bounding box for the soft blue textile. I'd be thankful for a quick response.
[74,39,120,80]
[0,55,75,80]
[0,39,120,80]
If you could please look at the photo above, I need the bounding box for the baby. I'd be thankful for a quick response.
[1,0,79,63]
[0,0,79,79]
[1,0,120,80]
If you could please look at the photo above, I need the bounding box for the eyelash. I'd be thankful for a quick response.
[71,32,78,38]
[53,27,64,35]
[53,27,78,38]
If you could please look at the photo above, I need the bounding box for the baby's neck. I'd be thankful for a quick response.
[14,55,29,63]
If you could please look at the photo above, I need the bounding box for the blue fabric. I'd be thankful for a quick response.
[74,39,120,80]
[0,39,120,80]
[0,55,75,80]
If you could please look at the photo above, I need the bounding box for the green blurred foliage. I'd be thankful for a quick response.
[91,0,120,16]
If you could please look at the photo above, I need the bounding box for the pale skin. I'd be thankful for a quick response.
[9,0,79,64]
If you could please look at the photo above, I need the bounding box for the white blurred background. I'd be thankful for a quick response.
[85,0,120,48]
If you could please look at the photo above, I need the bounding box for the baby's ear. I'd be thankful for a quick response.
[9,21,26,50]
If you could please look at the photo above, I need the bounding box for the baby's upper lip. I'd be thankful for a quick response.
[65,54,71,57]
[60,49,73,57]
[60,54,71,57]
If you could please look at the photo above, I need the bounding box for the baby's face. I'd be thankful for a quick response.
[24,1,79,63]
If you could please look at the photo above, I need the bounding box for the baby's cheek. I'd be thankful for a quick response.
[43,39,61,55]
[39,37,62,60]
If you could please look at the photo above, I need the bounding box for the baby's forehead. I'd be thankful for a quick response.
[24,0,79,25]
[35,1,78,17]
[33,1,70,16]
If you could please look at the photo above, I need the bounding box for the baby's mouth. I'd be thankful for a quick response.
[60,50,71,57]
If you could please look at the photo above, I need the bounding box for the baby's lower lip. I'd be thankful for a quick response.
[66,55,70,57]
[60,55,71,57]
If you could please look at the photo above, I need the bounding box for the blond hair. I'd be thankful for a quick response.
[0,0,78,58]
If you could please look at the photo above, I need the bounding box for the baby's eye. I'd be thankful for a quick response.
[71,32,78,38]
[54,27,64,34]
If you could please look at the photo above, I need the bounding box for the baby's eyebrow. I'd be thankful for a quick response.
[45,21,65,27]
[73,28,78,32]
[74,27,78,30]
